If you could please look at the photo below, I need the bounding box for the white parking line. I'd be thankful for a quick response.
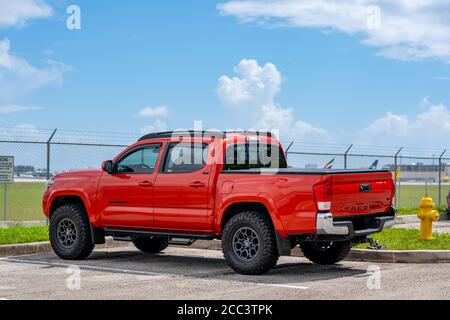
[0,286,15,290]
[2,257,310,291]
[265,284,309,290]
[2,257,183,278]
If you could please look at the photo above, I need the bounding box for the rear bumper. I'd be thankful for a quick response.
[316,207,396,237]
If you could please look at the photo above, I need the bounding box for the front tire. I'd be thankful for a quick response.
[222,211,279,275]
[50,204,94,260]
[133,237,169,254]
[300,241,351,265]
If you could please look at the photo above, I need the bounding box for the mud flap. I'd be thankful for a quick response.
[276,231,292,256]
[90,224,105,245]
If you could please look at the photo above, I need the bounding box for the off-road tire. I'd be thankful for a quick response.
[133,237,169,254]
[50,204,94,260]
[300,241,352,265]
[222,211,279,275]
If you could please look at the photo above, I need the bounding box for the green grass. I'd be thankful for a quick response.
[355,228,450,250]
[0,182,448,222]
[0,183,46,221]
[0,226,48,245]
[397,207,448,216]
[397,184,449,210]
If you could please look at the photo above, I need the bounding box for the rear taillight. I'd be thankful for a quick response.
[390,179,395,206]
[314,178,332,212]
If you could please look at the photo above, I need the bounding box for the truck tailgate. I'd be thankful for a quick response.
[330,171,394,217]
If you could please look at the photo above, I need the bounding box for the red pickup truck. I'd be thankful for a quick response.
[43,131,396,275]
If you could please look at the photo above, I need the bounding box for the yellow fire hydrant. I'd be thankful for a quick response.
[417,194,440,240]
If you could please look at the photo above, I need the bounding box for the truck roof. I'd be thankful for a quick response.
[138,130,276,142]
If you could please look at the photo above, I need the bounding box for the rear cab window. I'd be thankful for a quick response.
[224,143,287,170]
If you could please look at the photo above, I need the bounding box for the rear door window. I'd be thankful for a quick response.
[162,143,209,173]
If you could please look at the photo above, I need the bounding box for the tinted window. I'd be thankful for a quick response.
[163,143,209,173]
[116,145,160,174]
[224,143,287,170]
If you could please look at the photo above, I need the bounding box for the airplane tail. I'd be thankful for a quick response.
[369,160,379,170]
[324,158,335,169]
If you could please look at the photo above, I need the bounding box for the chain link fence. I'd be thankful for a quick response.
[0,127,449,222]
[285,142,450,212]
[0,128,137,222]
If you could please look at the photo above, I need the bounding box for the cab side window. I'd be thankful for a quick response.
[116,145,161,174]
[162,143,209,173]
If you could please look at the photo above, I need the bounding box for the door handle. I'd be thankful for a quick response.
[189,181,205,188]
[138,181,153,188]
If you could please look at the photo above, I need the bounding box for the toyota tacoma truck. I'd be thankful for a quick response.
[43,131,396,275]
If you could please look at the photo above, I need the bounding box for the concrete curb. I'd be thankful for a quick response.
[396,212,449,224]
[190,240,450,264]
[0,241,52,257]
[345,249,450,263]
[0,237,129,257]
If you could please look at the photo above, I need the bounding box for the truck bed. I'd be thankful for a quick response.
[218,167,395,235]
[222,168,390,175]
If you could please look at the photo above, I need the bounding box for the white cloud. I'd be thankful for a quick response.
[216,59,281,106]
[140,119,168,135]
[217,58,329,140]
[0,104,41,114]
[0,38,69,98]
[137,106,169,118]
[0,0,52,29]
[11,124,39,136]
[361,101,450,146]
[256,103,293,131]
[218,0,450,63]
[294,119,329,139]
[363,112,410,136]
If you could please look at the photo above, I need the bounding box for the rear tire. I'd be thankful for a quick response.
[50,204,94,260]
[222,211,279,275]
[300,241,351,265]
[133,237,169,254]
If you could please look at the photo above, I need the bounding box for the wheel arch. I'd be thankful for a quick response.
[49,195,86,218]
[221,202,273,232]
[219,199,291,256]
[218,196,285,235]
[48,192,105,245]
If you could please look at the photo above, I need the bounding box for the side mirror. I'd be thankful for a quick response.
[102,160,114,174]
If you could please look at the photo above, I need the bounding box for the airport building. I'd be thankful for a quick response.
[384,163,450,182]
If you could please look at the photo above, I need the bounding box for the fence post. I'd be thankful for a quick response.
[344,144,353,169]
[47,129,57,180]
[3,184,6,222]
[394,147,403,208]
[285,141,294,162]
[438,149,447,208]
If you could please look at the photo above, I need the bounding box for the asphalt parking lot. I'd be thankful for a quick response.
[0,245,449,300]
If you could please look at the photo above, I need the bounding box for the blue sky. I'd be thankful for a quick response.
[1,0,450,149]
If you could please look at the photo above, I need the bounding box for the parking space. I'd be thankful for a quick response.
[0,246,449,300]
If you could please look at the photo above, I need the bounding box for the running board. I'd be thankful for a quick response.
[104,228,214,241]
[168,238,197,246]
